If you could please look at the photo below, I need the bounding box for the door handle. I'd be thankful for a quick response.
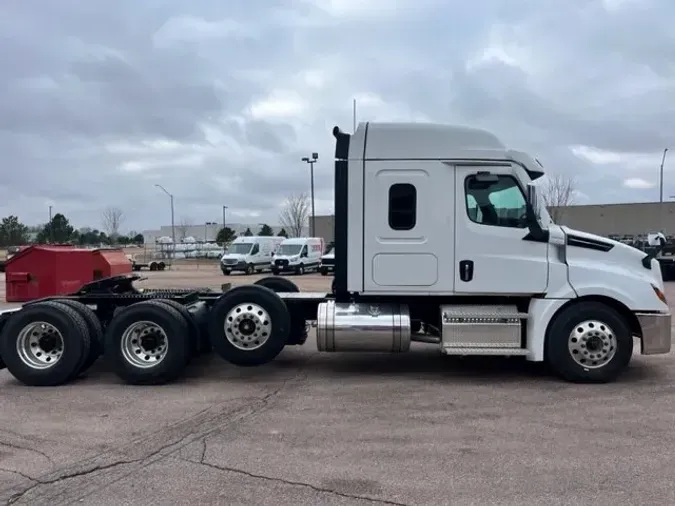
[459,260,474,282]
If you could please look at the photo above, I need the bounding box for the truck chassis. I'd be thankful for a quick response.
[0,273,661,387]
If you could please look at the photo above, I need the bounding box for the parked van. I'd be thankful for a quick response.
[271,237,323,275]
[319,247,334,276]
[220,236,284,275]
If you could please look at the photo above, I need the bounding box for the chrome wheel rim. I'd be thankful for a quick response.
[120,320,168,368]
[16,321,64,370]
[568,320,617,369]
[224,303,271,351]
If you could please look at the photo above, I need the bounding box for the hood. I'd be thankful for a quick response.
[322,252,334,259]
[222,253,246,260]
[561,226,644,259]
[561,226,661,283]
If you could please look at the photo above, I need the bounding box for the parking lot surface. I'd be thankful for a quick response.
[1,269,674,505]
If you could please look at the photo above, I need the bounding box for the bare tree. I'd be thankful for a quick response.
[177,217,193,241]
[101,206,124,242]
[279,192,310,237]
[541,174,577,223]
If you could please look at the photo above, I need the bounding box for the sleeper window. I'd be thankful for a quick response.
[464,175,527,228]
[388,183,417,231]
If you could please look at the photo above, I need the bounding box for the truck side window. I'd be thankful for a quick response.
[465,175,527,228]
[251,244,260,255]
[388,183,416,231]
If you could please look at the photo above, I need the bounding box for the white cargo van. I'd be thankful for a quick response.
[271,237,323,275]
[220,236,284,275]
[319,247,334,275]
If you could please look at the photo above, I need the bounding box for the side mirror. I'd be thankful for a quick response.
[525,182,546,241]
[526,183,541,221]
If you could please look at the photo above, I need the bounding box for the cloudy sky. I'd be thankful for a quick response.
[0,0,673,233]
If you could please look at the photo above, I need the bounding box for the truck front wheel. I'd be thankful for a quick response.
[545,302,633,383]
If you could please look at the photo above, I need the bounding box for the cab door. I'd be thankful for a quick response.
[453,165,549,294]
[362,160,455,293]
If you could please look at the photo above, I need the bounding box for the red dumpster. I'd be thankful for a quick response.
[92,248,132,279]
[5,245,94,302]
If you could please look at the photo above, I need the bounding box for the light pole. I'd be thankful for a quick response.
[48,205,53,244]
[222,205,228,231]
[154,184,175,247]
[302,152,318,237]
[659,148,669,233]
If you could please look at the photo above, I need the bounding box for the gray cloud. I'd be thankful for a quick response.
[0,0,673,232]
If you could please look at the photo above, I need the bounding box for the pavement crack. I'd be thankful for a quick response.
[6,459,138,505]
[0,442,54,466]
[0,469,37,484]
[188,458,409,506]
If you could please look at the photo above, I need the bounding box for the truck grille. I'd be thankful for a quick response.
[321,258,334,266]
[223,259,237,265]
[275,259,289,267]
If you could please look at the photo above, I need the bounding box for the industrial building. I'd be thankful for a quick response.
[550,202,675,237]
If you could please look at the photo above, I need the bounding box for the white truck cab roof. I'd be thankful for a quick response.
[341,122,545,180]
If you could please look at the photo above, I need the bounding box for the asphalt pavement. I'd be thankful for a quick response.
[0,273,674,505]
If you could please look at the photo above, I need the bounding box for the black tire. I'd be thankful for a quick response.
[254,276,299,293]
[223,269,231,276]
[208,285,290,366]
[0,302,90,386]
[545,302,633,383]
[149,262,157,271]
[296,264,305,275]
[320,268,328,276]
[105,300,191,385]
[253,277,306,345]
[158,262,166,271]
[245,264,254,275]
[271,268,280,276]
[151,299,204,357]
[53,299,103,376]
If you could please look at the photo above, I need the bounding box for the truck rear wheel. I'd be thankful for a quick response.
[254,277,307,345]
[208,285,290,366]
[105,301,191,385]
[53,299,103,376]
[151,299,207,356]
[0,302,91,386]
[545,302,633,383]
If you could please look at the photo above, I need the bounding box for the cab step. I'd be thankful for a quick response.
[440,304,528,355]
[441,346,529,356]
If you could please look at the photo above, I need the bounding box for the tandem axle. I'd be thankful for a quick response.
[0,274,669,387]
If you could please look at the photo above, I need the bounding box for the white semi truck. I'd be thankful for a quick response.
[0,122,671,386]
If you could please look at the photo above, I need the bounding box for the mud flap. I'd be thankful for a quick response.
[0,318,6,370]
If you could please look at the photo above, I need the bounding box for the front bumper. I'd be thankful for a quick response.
[636,311,672,355]
[221,261,246,272]
[272,263,299,272]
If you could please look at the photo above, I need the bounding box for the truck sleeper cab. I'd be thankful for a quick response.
[324,121,671,383]
[0,121,671,387]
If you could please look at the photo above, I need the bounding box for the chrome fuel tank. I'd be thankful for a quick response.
[316,300,411,352]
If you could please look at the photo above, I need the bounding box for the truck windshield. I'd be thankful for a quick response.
[278,244,302,256]
[229,243,253,255]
